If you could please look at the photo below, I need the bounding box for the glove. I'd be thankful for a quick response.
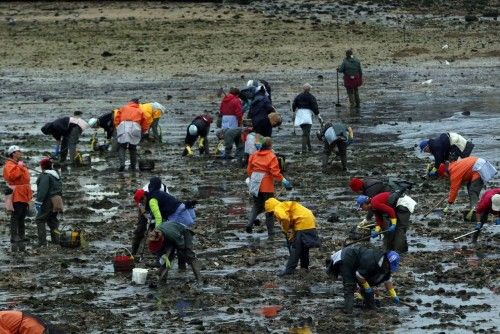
[466,209,475,221]
[17,161,24,167]
[428,166,437,177]
[53,145,60,155]
[364,287,374,295]
[35,202,42,214]
[358,218,369,228]
[371,230,379,239]
[160,254,171,269]
[282,178,293,190]
[443,204,450,214]
[388,224,396,233]
[496,218,500,225]
[255,143,262,151]
[393,296,400,305]
[475,223,482,231]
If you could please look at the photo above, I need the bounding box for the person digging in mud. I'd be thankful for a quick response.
[317,122,353,172]
[472,188,500,243]
[114,98,149,172]
[437,156,497,218]
[215,128,244,163]
[147,221,201,283]
[145,177,197,270]
[139,101,166,143]
[264,198,320,276]
[356,190,417,253]
[183,114,213,157]
[349,177,414,228]
[338,49,362,108]
[326,246,401,313]
[34,157,63,247]
[2,145,32,252]
[246,137,292,239]
[41,111,89,166]
[218,87,243,130]
[0,310,66,334]
[419,132,474,176]
[292,83,323,154]
[88,110,118,153]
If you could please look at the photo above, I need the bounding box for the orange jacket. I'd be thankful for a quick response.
[247,149,284,193]
[114,102,149,133]
[447,156,481,204]
[2,160,32,203]
[0,311,45,334]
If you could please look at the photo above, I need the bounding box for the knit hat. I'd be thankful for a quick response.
[40,157,52,170]
[147,230,164,253]
[134,189,145,204]
[148,177,162,192]
[349,178,364,192]
[419,140,429,152]
[264,198,281,213]
[491,194,500,211]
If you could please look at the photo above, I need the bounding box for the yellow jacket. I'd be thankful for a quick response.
[265,198,316,240]
[139,103,164,128]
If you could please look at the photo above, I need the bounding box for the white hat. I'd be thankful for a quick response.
[151,102,165,113]
[492,194,500,211]
[7,145,21,155]
[88,118,98,127]
[188,124,198,136]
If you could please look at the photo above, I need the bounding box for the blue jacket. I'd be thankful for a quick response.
[429,133,450,168]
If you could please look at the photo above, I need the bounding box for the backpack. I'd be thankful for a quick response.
[386,177,413,193]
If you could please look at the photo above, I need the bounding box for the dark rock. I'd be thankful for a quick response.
[464,15,478,22]
[101,51,113,57]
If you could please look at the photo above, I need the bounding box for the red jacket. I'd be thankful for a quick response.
[0,311,45,334]
[114,101,149,133]
[476,188,500,215]
[2,160,32,203]
[219,93,243,126]
[370,192,397,228]
[247,149,284,193]
[447,157,481,204]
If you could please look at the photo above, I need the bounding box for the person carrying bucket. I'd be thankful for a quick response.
[419,132,474,177]
[473,188,500,243]
[34,157,63,247]
[437,156,497,219]
[182,114,213,157]
[264,198,320,276]
[317,122,353,172]
[2,145,32,252]
[245,137,293,239]
[292,83,323,154]
[356,190,417,253]
[326,246,401,313]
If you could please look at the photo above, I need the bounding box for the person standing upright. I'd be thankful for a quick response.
[292,83,323,154]
[114,98,149,171]
[338,49,362,108]
[2,145,32,252]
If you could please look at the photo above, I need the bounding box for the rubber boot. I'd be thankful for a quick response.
[343,283,356,314]
[301,135,308,154]
[354,89,360,108]
[118,145,126,171]
[190,259,202,282]
[129,147,137,170]
[340,154,347,172]
[183,145,193,157]
[265,215,275,240]
[347,91,355,108]
[37,222,47,247]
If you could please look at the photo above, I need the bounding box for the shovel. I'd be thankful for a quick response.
[453,227,483,242]
[343,229,390,247]
[335,69,341,108]
[421,196,447,219]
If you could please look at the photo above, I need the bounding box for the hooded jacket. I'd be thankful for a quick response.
[35,169,62,204]
[147,177,182,227]
[114,101,149,133]
[2,159,32,203]
[341,246,391,286]
[447,156,481,204]
[220,93,243,128]
[428,133,451,169]
[476,188,500,215]
[139,103,163,128]
[247,149,284,193]
[265,198,316,238]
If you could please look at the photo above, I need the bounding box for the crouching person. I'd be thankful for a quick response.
[34,158,63,246]
[326,246,400,313]
[147,221,201,283]
[265,198,320,276]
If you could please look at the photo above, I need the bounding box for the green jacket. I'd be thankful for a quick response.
[35,170,62,204]
[339,57,362,76]
[157,221,186,248]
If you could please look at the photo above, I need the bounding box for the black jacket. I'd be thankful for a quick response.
[341,246,391,286]
[146,189,182,220]
[41,117,71,141]
[248,93,273,128]
[363,178,391,198]
[429,133,451,168]
[253,117,273,137]
[98,112,114,139]
[292,92,319,115]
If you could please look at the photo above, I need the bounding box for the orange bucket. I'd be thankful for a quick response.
[259,305,282,318]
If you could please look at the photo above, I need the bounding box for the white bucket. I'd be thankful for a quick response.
[132,268,148,284]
